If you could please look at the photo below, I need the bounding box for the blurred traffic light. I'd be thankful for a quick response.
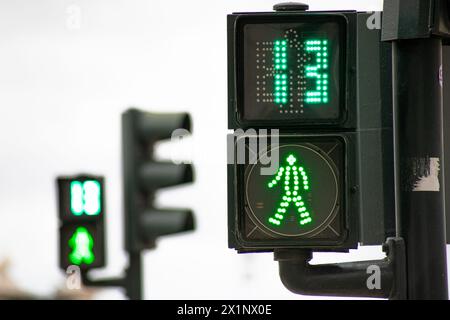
[122,109,195,251]
[56,109,195,300]
[58,175,105,270]
[227,7,395,251]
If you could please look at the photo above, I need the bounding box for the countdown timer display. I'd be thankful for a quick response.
[238,17,346,123]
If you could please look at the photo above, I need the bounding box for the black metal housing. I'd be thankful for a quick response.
[227,10,396,252]
[122,109,195,252]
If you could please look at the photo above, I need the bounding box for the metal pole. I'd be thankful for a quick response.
[126,252,143,300]
[392,38,448,299]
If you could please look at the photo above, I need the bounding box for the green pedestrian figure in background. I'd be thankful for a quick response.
[69,227,95,265]
[267,154,312,227]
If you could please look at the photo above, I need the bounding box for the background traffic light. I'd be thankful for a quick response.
[228,8,395,252]
[57,175,105,270]
[56,109,195,300]
[122,109,195,251]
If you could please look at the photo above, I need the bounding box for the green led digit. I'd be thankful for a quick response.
[70,180,101,216]
[274,40,288,105]
[267,154,312,227]
[70,181,84,215]
[304,39,329,104]
[68,226,95,265]
[83,181,101,216]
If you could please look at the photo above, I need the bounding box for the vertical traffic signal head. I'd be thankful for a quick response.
[122,109,195,251]
[69,180,102,216]
[227,9,360,252]
[58,175,106,270]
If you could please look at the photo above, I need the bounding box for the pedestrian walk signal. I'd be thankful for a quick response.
[231,136,348,249]
[68,226,95,265]
[58,175,105,270]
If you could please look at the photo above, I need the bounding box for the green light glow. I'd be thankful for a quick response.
[267,154,312,227]
[274,39,288,105]
[70,180,101,216]
[304,39,330,105]
[68,227,95,265]
[70,181,84,215]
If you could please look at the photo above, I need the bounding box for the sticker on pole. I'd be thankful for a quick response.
[403,157,441,192]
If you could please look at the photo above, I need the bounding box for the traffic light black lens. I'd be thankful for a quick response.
[237,16,346,123]
[238,137,345,245]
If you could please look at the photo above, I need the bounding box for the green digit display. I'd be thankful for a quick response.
[70,180,101,216]
[274,40,288,105]
[267,154,312,227]
[68,226,95,265]
[243,21,343,121]
[272,38,330,107]
[304,39,329,104]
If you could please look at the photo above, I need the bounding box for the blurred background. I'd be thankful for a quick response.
[1,0,446,300]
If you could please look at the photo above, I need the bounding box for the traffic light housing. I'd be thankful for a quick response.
[122,109,195,252]
[57,175,105,270]
[228,9,395,252]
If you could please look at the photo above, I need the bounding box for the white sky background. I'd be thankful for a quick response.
[0,0,447,300]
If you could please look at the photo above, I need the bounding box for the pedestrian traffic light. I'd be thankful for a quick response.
[57,175,105,270]
[122,109,195,252]
[228,6,395,252]
[56,109,195,300]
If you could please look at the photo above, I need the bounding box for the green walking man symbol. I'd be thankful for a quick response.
[267,154,313,227]
[68,226,95,265]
